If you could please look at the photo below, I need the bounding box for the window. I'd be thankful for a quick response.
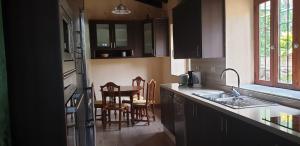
[254,0,300,89]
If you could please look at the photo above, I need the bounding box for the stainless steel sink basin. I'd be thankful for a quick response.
[193,93,277,109]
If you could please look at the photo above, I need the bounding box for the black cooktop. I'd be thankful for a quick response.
[263,113,300,132]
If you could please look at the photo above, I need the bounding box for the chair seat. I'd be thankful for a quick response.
[133,95,143,100]
[122,96,140,103]
[105,103,130,110]
[133,99,155,104]
[94,100,103,108]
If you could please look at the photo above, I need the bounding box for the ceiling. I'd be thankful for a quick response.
[85,0,169,20]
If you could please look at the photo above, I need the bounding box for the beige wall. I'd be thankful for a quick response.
[89,57,176,103]
[225,0,254,86]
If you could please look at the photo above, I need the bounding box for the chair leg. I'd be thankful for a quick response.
[151,104,155,121]
[119,110,122,130]
[108,110,111,127]
[146,108,150,125]
[126,110,130,126]
[102,109,106,130]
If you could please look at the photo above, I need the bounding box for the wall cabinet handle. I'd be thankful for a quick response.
[196,45,199,57]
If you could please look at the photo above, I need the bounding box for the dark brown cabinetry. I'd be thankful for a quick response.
[184,98,299,146]
[160,88,175,135]
[89,21,135,58]
[89,19,169,59]
[173,0,225,59]
[143,18,169,57]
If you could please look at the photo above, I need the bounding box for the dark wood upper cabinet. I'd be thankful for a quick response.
[89,19,169,59]
[173,0,225,59]
[143,18,169,57]
[89,20,133,58]
[90,21,129,50]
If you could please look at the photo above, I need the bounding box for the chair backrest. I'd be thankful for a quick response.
[100,82,121,108]
[132,76,145,98]
[146,79,156,105]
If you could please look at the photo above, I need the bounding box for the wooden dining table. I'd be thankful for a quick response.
[102,85,142,125]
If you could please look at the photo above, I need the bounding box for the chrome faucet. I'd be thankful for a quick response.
[220,68,241,97]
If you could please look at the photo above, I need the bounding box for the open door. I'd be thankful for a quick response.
[0,0,11,145]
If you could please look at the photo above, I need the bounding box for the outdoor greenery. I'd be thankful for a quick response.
[258,0,293,84]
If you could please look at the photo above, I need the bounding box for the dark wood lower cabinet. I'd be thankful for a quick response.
[185,100,223,146]
[159,90,300,146]
[160,88,175,135]
[184,98,299,146]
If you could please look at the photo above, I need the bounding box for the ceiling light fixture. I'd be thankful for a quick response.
[112,0,131,15]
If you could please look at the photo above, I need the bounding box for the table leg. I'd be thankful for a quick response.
[130,95,135,125]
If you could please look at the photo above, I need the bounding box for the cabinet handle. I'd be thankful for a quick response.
[193,104,195,117]
[220,117,223,132]
[195,105,197,116]
[225,119,228,136]
[196,45,199,57]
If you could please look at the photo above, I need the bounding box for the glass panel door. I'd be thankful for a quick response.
[258,1,272,81]
[144,22,154,55]
[114,24,128,48]
[278,0,293,84]
[96,24,110,48]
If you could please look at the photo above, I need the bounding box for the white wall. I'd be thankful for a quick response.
[226,0,254,86]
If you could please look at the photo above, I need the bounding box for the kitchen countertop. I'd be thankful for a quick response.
[161,83,300,144]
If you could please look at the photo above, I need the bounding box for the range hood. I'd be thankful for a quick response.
[135,0,168,8]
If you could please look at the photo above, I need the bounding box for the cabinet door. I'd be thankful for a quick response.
[167,92,175,134]
[128,21,143,57]
[225,116,260,146]
[184,100,198,146]
[113,24,128,49]
[201,0,224,58]
[173,0,202,59]
[143,22,154,56]
[197,104,223,146]
[160,88,175,134]
[160,88,167,126]
[154,18,169,57]
[96,23,112,48]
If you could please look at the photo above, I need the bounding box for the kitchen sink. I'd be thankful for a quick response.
[192,93,277,109]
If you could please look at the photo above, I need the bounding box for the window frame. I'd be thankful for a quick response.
[254,0,299,90]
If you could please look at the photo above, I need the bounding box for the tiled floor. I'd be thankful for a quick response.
[95,109,175,146]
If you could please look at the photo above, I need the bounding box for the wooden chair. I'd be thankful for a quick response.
[122,76,145,104]
[132,79,156,125]
[92,83,104,121]
[101,82,130,130]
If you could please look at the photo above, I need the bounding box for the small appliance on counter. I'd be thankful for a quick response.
[192,71,202,88]
[186,71,202,88]
[179,74,189,86]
